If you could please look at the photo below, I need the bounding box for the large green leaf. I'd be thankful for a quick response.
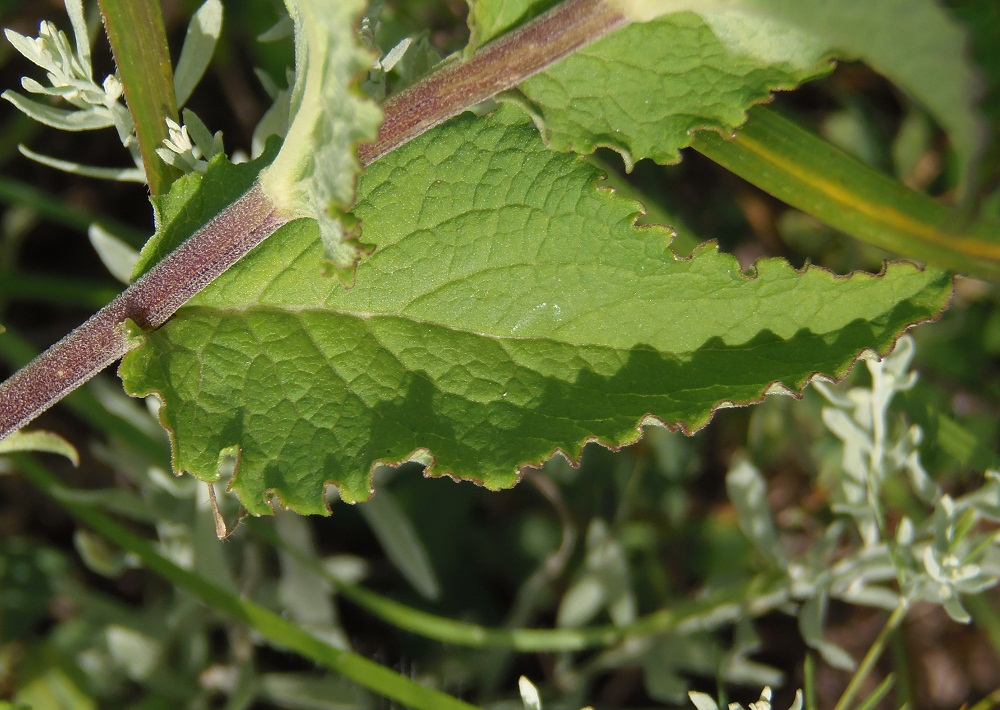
[119,107,950,515]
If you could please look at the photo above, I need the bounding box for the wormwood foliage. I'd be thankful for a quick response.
[257,0,383,273]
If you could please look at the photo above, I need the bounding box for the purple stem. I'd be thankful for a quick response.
[0,0,628,441]
[0,185,285,440]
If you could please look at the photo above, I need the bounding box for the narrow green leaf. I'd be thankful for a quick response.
[726,459,785,567]
[120,107,950,515]
[15,457,479,710]
[97,0,181,195]
[17,144,145,183]
[88,224,140,285]
[173,0,223,107]
[358,488,441,600]
[257,0,382,276]
[0,92,115,131]
[0,429,79,464]
[692,106,1000,280]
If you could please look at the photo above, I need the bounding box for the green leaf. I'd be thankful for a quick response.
[357,487,441,600]
[509,10,832,167]
[119,106,950,515]
[131,152,270,280]
[692,106,1000,281]
[726,458,785,567]
[0,430,79,465]
[479,0,983,185]
[257,0,383,276]
[173,0,223,107]
[610,0,985,183]
[466,0,555,51]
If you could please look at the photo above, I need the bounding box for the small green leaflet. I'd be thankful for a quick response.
[120,107,950,515]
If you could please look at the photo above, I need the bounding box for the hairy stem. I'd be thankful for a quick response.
[358,0,628,165]
[0,0,630,441]
[0,184,284,440]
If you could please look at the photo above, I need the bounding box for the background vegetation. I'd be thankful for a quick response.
[0,1,998,708]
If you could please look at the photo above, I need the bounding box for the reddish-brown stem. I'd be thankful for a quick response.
[0,0,629,441]
[0,185,284,440]
[359,0,627,165]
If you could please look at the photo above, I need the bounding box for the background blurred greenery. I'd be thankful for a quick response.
[0,1,998,708]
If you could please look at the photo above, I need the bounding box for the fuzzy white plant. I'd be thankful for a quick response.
[3,0,224,181]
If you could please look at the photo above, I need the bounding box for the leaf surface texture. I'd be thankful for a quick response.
[120,108,950,514]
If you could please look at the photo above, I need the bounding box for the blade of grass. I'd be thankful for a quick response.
[13,454,480,710]
[96,0,181,195]
[969,687,1000,710]
[693,106,1000,281]
[0,176,147,247]
[854,674,895,710]
[890,624,914,709]
[965,592,1000,659]
[0,272,120,310]
[833,603,908,710]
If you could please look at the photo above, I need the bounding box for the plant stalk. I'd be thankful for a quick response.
[0,184,285,440]
[97,0,182,195]
[252,514,791,652]
[0,0,629,442]
[832,602,908,710]
[358,0,628,165]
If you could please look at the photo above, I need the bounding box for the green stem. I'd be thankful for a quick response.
[854,674,894,710]
[250,518,789,652]
[692,106,1000,281]
[804,654,818,710]
[833,603,908,710]
[14,455,479,710]
[97,0,182,196]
